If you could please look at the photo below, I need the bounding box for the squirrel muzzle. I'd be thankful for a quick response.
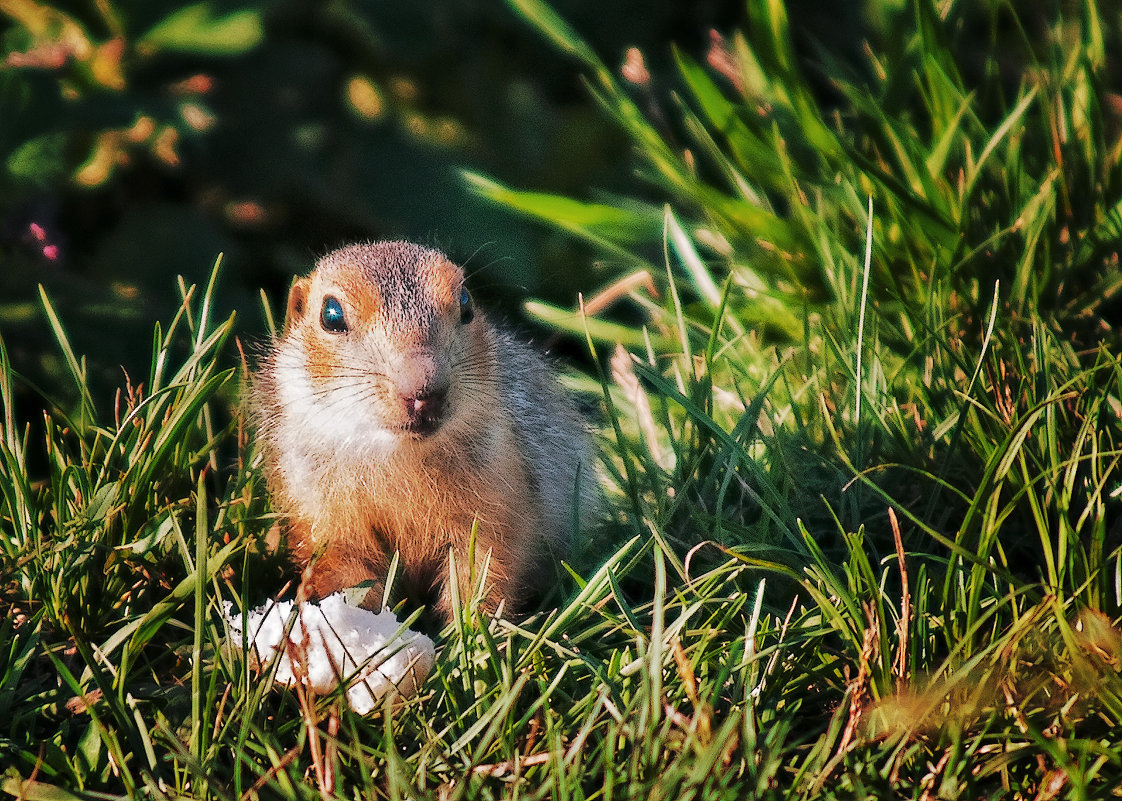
[385,349,449,437]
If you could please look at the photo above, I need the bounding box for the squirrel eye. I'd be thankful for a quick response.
[459,287,473,324]
[320,296,348,333]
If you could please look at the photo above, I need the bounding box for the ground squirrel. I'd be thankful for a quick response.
[252,241,598,621]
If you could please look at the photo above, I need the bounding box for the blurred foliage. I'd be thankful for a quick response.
[483,0,1122,350]
[0,0,744,398]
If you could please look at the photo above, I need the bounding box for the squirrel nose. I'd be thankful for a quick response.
[400,386,447,435]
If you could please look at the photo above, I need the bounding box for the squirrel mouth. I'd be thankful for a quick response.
[398,389,447,438]
[402,414,443,438]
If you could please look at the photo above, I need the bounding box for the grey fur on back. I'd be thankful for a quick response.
[492,326,600,546]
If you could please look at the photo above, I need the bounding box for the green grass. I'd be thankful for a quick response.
[4,0,1122,798]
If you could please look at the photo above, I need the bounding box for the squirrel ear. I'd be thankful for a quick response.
[284,278,312,333]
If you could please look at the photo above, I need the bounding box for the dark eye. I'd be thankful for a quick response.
[459,287,473,324]
[320,296,348,333]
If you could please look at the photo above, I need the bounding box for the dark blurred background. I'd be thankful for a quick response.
[0,0,864,399]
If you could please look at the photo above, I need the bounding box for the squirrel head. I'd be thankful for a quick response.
[275,242,488,447]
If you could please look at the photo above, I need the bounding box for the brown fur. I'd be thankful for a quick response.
[251,242,598,621]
